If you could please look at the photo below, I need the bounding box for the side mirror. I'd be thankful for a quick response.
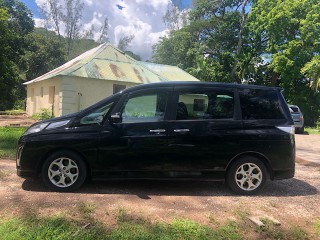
[110,112,122,123]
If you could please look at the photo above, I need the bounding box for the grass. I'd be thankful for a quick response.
[0,213,242,240]
[0,127,27,159]
[304,127,320,134]
[78,202,96,216]
[314,219,320,235]
[0,110,25,115]
[0,206,315,240]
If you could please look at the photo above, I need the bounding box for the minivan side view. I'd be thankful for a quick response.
[16,82,295,195]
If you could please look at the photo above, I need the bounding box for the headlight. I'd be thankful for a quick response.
[24,122,50,135]
[24,120,70,135]
[46,120,70,129]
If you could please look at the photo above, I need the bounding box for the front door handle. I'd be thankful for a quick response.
[174,129,190,133]
[150,129,166,133]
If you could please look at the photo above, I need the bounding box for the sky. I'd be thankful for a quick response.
[19,0,192,60]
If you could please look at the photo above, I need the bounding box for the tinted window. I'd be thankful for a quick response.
[122,93,167,123]
[239,89,285,120]
[289,106,300,113]
[176,91,234,120]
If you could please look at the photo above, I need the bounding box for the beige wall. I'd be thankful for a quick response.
[60,76,137,116]
[26,76,138,117]
[26,78,61,117]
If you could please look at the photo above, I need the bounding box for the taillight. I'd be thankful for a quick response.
[300,115,304,122]
[276,126,295,135]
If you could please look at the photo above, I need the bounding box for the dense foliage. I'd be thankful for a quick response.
[0,0,33,110]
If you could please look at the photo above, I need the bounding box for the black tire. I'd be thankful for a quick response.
[42,150,87,192]
[226,157,267,195]
[299,127,304,134]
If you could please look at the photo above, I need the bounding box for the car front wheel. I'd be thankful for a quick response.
[42,151,87,192]
[226,157,267,195]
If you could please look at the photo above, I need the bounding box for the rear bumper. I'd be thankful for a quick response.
[293,122,304,128]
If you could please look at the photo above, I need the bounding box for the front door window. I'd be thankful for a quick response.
[122,93,167,123]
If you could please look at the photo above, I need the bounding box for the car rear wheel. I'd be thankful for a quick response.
[42,151,87,192]
[298,127,304,134]
[226,157,267,195]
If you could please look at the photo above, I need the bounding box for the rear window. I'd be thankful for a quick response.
[239,89,285,120]
[289,106,300,113]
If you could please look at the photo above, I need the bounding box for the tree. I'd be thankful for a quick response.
[153,0,255,82]
[124,51,141,61]
[249,0,320,86]
[152,29,196,70]
[61,0,84,57]
[301,56,320,90]
[23,28,66,81]
[98,16,109,43]
[189,0,253,82]
[0,8,18,110]
[249,0,320,125]
[39,0,84,57]
[163,1,189,32]
[0,0,33,110]
[39,0,62,39]
[117,35,135,51]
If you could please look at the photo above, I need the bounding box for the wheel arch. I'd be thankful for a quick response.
[226,151,273,180]
[36,147,92,179]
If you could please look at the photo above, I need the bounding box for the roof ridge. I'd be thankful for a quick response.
[24,44,106,84]
[62,43,110,75]
[135,61,169,82]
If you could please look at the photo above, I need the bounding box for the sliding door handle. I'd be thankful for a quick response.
[150,129,166,133]
[174,129,190,133]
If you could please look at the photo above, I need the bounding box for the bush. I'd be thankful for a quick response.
[32,108,53,121]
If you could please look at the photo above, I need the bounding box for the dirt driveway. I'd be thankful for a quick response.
[0,134,320,237]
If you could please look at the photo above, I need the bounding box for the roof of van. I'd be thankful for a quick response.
[121,81,280,93]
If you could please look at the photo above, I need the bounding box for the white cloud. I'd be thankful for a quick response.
[35,0,174,60]
[34,18,46,28]
[135,0,170,10]
[84,0,93,6]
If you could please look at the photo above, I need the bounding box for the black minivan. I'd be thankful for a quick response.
[16,82,295,195]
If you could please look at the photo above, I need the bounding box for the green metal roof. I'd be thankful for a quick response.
[24,44,199,85]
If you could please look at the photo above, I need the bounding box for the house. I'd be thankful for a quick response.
[24,43,199,117]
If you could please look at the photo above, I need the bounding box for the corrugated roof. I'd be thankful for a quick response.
[24,43,199,85]
[140,62,199,82]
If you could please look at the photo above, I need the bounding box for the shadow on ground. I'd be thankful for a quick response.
[22,177,317,198]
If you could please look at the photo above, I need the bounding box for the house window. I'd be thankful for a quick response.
[113,84,126,94]
[49,86,55,104]
[31,88,35,102]
[194,99,205,111]
[41,87,44,97]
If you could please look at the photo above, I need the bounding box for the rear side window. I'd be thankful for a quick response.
[239,89,285,120]
[176,90,234,120]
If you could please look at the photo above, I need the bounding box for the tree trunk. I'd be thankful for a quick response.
[230,0,249,83]
[271,72,278,87]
